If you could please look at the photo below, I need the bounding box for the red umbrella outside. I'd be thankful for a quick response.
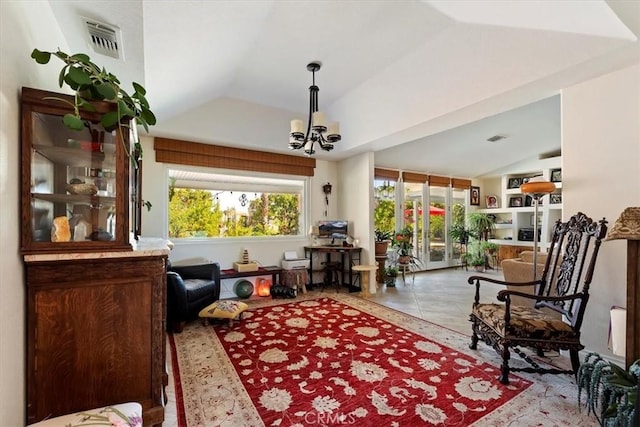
[404,206,445,216]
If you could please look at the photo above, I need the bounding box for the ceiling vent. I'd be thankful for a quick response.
[486,134,507,143]
[82,17,123,60]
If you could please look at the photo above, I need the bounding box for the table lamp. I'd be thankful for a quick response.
[605,207,640,369]
[520,177,556,280]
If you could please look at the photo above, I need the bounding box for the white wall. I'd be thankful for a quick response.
[338,152,375,264]
[0,2,69,424]
[562,63,640,360]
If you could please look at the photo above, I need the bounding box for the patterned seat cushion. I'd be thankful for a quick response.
[199,300,249,320]
[472,303,578,342]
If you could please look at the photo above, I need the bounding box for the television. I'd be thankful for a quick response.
[317,220,348,239]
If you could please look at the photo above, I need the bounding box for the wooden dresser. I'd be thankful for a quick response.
[25,248,168,426]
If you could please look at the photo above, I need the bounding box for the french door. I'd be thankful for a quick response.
[402,183,467,270]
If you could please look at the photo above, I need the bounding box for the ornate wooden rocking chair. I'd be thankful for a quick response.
[468,212,608,384]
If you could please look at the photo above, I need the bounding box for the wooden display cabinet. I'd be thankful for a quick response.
[21,87,167,425]
[20,87,131,254]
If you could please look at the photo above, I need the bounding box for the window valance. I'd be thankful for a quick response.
[154,137,316,176]
[374,168,400,180]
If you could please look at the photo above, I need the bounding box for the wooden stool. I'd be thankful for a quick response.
[353,265,378,297]
[321,261,341,292]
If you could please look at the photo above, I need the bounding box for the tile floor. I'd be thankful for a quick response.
[165,266,581,426]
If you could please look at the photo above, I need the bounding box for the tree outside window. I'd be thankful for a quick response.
[168,169,305,239]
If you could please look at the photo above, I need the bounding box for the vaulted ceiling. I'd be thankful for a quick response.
[44,0,639,177]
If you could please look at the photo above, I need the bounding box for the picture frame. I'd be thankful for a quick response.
[550,193,562,204]
[551,169,562,182]
[530,213,543,226]
[486,195,498,208]
[470,186,480,206]
[524,195,533,207]
[507,177,522,189]
[509,196,523,207]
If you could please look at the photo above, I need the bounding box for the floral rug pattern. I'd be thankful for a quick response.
[169,293,595,426]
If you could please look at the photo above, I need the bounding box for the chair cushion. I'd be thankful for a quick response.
[472,303,577,342]
[184,279,218,302]
[199,300,249,320]
[28,402,142,426]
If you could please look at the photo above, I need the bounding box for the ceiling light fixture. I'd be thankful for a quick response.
[289,62,341,156]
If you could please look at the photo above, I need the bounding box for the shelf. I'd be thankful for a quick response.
[477,208,510,214]
[33,145,114,169]
[489,239,535,247]
[494,223,513,229]
[32,192,115,207]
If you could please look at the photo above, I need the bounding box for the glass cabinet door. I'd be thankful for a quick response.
[21,87,131,254]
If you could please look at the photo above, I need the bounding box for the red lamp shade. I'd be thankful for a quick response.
[257,278,271,297]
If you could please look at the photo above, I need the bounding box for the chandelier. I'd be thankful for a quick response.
[289,62,341,155]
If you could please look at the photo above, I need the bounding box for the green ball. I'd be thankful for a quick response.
[233,279,254,299]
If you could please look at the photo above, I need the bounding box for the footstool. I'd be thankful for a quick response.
[198,300,249,327]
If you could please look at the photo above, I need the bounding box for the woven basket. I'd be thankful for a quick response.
[65,183,98,195]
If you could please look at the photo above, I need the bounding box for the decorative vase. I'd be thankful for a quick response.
[398,255,411,265]
[233,279,254,299]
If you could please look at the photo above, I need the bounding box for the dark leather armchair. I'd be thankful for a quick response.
[167,262,221,332]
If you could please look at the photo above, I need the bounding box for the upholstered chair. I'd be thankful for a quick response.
[167,262,221,332]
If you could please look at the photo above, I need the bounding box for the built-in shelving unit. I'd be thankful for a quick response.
[474,159,562,256]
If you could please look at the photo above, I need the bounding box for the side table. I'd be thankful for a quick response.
[353,265,378,297]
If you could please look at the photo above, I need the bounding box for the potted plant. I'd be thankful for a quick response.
[481,241,499,255]
[375,229,393,256]
[393,226,414,264]
[385,266,398,287]
[30,48,156,163]
[577,352,639,426]
[449,223,470,245]
[468,212,496,241]
[465,240,487,271]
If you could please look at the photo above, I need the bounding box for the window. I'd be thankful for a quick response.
[168,168,307,239]
[374,179,396,235]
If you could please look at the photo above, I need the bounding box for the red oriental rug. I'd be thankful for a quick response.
[169,294,589,426]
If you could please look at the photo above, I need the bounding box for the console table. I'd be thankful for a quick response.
[220,266,281,286]
[304,246,362,292]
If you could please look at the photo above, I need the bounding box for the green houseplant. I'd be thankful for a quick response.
[393,226,414,259]
[481,241,499,254]
[375,229,393,256]
[391,226,423,269]
[464,240,487,270]
[577,352,639,426]
[385,266,398,287]
[449,223,471,245]
[30,48,157,162]
[468,212,496,241]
